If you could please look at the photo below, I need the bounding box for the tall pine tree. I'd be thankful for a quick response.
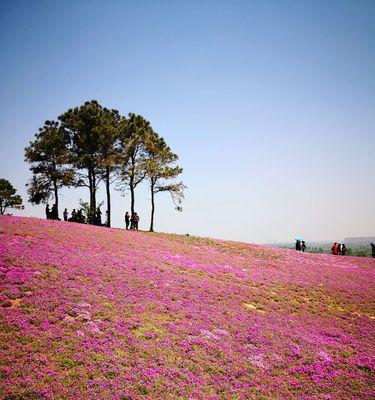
[144,131,185,232]
[117,113,150,227]
[59,101,104,223]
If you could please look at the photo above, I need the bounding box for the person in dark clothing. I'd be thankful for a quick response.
[45,204,50,219]
[133,212,140,230]
[301,241,306,252]
[63,208,68,221]
[295,240,301,251]
[51,204,58,220]
[125,212,130,230]
[337,243,342,255]
[76,209,84,223]
[371,243,375,258]
[96,207,102,226]
[70,209,77,222]
[341,243,347,256]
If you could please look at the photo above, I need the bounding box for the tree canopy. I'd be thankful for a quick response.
[24,100,185,230]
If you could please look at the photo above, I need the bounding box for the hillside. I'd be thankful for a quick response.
[0,216,374,400]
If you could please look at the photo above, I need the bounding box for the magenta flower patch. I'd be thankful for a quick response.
[0,215,374,399]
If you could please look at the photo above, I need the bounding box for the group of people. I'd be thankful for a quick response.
[45,204,59,220]
[295,240,307,252]
[46,204,142,230]
[46,204,104,226]
[63,208,86,223]
[124,211,140,230]
[331,242,347,256]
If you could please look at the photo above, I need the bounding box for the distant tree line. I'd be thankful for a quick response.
[24,100,186,231]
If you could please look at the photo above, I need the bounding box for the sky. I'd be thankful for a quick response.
[0,0,374,244]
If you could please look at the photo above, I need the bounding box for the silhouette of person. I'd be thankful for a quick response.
[96,207,102,226]
[337,243,342,255]
[371,243,375,258]
[295,240,301,251]
[51,204,58,220]
[341,243,347,256]
[45,204,50,219]
[63,208,68,222]
[125,212,130,230]
[77,209,84,223]
[301,241,306,252]
[71,209,77,222]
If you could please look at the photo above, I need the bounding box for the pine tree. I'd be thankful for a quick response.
[97,108,121,227]
[0,179,24,215]
[59,101,104,224]
[117,114,150,227]
[144,131,185,232]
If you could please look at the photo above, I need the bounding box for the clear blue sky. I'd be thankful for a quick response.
[1,0,374,243]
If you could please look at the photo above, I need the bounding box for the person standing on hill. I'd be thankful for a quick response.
[45,204,50,219]
[63,208,68,221]
[337,243,342,255]
[71,209,77,222]
[77,209,85,223]
[301,241,306,252]
[295,240,301,251]
[125,212,130,230]
[51,204,58,220]
[96,207,102,226]
[371,243,375,258]
[341,243,347,256]
[331,242,338,255]
[133,212,140,230]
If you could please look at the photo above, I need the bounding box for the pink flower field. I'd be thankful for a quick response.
[0,216,374,399]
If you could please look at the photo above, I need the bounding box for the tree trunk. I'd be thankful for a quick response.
[92,170,96,212]
[91,170,97,225]
[150,181,155,232]
[53,179,59,218]
[106,166,111,227]
[88,167,93,224]
[130,180,135,229]
[129,158,135,229]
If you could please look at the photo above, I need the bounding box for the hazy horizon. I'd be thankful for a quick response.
[1,0,374,244]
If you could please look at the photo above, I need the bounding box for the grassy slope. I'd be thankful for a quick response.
[0,216,374,400]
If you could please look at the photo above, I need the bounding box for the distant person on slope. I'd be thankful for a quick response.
[337,243,342,255]
[96,207,102,226]
[125,212,130,230]
[51,204,58,220]
[295,240,301,251]
[63,208,68,221]
[77,209,85,223]
[71,209,77,222]
[331,242,338,255]
[301,241,306,252]
[133,212,140,230]
[341,243,347,256]
[45,204,50,219]
[371,243,375,258]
